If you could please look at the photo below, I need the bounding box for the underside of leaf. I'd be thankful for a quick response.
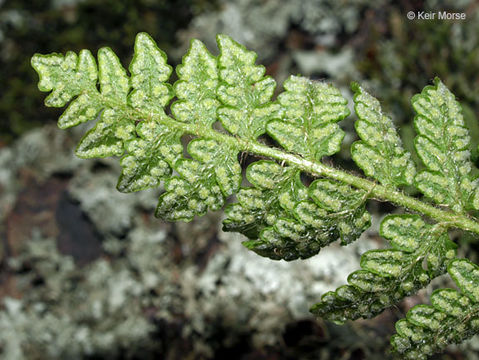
[31,32,479,360]
[310,215,456,323]
[223,161,370,261]
[413,78,479,212]
[351,82,415,187]
[391,259,479,359]
[267,76,349,161]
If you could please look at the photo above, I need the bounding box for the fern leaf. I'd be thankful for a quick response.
[75,47,136,158]
[118,36,212,192]
[310,215,456,323]
[31,50,100,128]
[128,33,173,114]
[31,46,136,158]
[156,138,241,221]
[267,76,349,161]
[413,78,479,212]
[351,83,415,186]
[154,37,244,220]
[308,179,371,244]
[448,258,479,302]
[391,259,479,359]
[223,161,308,260]
[117,34,179,191]
[171,39,219,127]
[117,118,181,192]
[216,34,280,139]
[223,161,370,261]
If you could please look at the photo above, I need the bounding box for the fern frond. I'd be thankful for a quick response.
[216,35,280,139]
[223,161,371,260]
[128,33,173,114]
[310,215,456,323]
[413,78,479,212]
[32,32,479,233]
[156,138,241,221]
[391,259,479,359]
[222,75,369,260]
[116,34,179,192]
[31,32,479,359]
[74,47,132,157]
[154,38,246,220]
[351,83,415,186]
[267,76,349,161]
[116,119,180,192]
[171,39,219,128]
[31,50,98,120]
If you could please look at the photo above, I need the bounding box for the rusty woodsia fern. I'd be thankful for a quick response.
[31,32,479,359]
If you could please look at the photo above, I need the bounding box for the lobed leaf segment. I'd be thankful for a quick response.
[32,33,479,358]
[391,259,479,359]
[311,215,456,324]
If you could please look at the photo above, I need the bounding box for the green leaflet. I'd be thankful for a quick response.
[351,83,415,186]
[154,38,247,220]
[308,179,371,244]
[267,76,349,161]
[156,138,241,221]
[75,108,134,158]
[117,118,181,192]
[119,36,215,192]
[128,33,173,114]
[118,33,178,190]
[216,34,280,139]
[171,39,219,127]
[413,78,479,212]
[391,259,479,359]
[31,50,98,117]
[311,215,456,323]
[223,161,370,261]
[223,160,310,259]
[32,33,174,161]
[75,47,135,158]
[448,258,479,302]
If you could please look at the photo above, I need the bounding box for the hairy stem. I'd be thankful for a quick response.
[149,112,479,235]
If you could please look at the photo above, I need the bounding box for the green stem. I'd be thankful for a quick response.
[155,114,479,235]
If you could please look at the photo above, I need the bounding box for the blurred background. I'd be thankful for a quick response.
[1,0,479,359]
